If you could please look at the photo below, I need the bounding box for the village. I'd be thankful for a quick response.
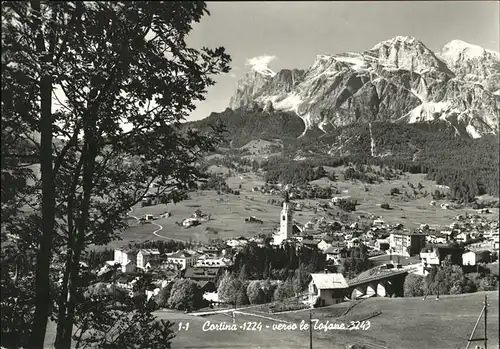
[95,176,500,311]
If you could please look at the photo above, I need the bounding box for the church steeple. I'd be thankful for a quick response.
[272,191,293,245]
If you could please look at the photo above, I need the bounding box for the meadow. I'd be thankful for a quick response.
[108,165,498,249]
[108,172,318,248]
[159,291,499,349]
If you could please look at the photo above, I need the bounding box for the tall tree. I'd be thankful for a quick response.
[1,2,230,348]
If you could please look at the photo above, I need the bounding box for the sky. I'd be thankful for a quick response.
[185,1,500,121]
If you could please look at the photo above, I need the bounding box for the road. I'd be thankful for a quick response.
[127,208,187,243]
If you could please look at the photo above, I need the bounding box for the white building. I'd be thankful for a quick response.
[137,249,160,269]
[462,251,491,266]
[308,273,348,306]
[455,232,470,243]
[226,237,248,248]
[347,238,361,249]
[113,249,137,273]
[195,258,229,268]
[317,238,334,252]
[182,218,199,227]
[272,197,293,245]
[167,250,196,270]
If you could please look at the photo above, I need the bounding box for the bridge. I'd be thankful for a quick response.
[346,268,408,299]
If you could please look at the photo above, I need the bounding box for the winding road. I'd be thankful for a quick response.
[127,207,187,243]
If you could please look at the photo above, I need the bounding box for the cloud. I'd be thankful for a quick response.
[246,55,276,70]
[229,73,238,78]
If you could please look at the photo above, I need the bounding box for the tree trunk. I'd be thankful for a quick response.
[56,113,98,349]
[55,158,83,348]
[30,1,55,347]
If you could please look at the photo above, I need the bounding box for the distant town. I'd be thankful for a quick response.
[93,178,499,312]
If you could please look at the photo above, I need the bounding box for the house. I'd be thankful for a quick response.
[420,244,464,272]
[301,239,319,249]
[195,258,229,269]
[324,245,347,264]
[137,249,160,269]
[420,248,441,270]
[113,249,138,272]
[332,196,351,205]
[226,237,249,248]
[308,273,348,306]
[389,230,426,257]
[454,232,471,244]
[114,248,137,266]
[317,236,334,252]
[197,246,221,258]
[185,267,223,282]
[304,221,315,231]
[195,280,217,293]
[182,218,200,227]
[203,291,221,305]
[426,232,448,245]
[121,260,136,273]
[116,275,137,290]
[492,232,499,251]
[347,237,361,249]
[462,251,491,266]
[167,250,195,270]
[375,239,390,251]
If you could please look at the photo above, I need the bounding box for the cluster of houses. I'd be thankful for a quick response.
[96,192,498,308]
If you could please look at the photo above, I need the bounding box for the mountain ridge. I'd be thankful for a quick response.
[227,36,500,138]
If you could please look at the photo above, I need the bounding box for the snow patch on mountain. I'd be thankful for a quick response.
[318,120,328,133]
[370,36,419,51]
[299,113,312,138]
[332,53,368,71]
[441,40,500,62]
[401,101,452,123]
[466,124,482,139]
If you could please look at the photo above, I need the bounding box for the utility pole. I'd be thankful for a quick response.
[436,277,439,301]
[309,311,313,349]
[484,294,488,349]
[465,295,488,349]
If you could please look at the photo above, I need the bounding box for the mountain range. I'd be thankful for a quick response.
[227,36,500,138]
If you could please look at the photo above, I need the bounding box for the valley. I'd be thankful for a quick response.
[114,167,498,247]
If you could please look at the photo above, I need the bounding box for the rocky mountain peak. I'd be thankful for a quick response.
[438,40,500,87]
[227,36,500,138]
[367,36,453,75]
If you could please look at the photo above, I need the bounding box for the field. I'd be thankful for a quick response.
[160,291,499,349]
[107,165,499,248]
[107,172,319,248]
[310,168,499,231]
[42,291,499,349]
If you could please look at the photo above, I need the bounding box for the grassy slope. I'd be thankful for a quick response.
[110,170,498,248]
[109,172,319,248]
[159,291,499,349]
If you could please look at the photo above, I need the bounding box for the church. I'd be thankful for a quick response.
[271,193,294,245]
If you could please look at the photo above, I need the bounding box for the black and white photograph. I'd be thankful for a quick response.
[1,1,499,348]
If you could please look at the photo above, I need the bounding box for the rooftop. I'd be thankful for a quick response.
[310,273,348,289]
[168,250,192,258]
[139,249,160,255]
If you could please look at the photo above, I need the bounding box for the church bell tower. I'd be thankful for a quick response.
[279,192,293,239]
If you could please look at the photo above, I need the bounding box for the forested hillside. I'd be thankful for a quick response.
[188,110,499,203]
[188,108,305,147]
